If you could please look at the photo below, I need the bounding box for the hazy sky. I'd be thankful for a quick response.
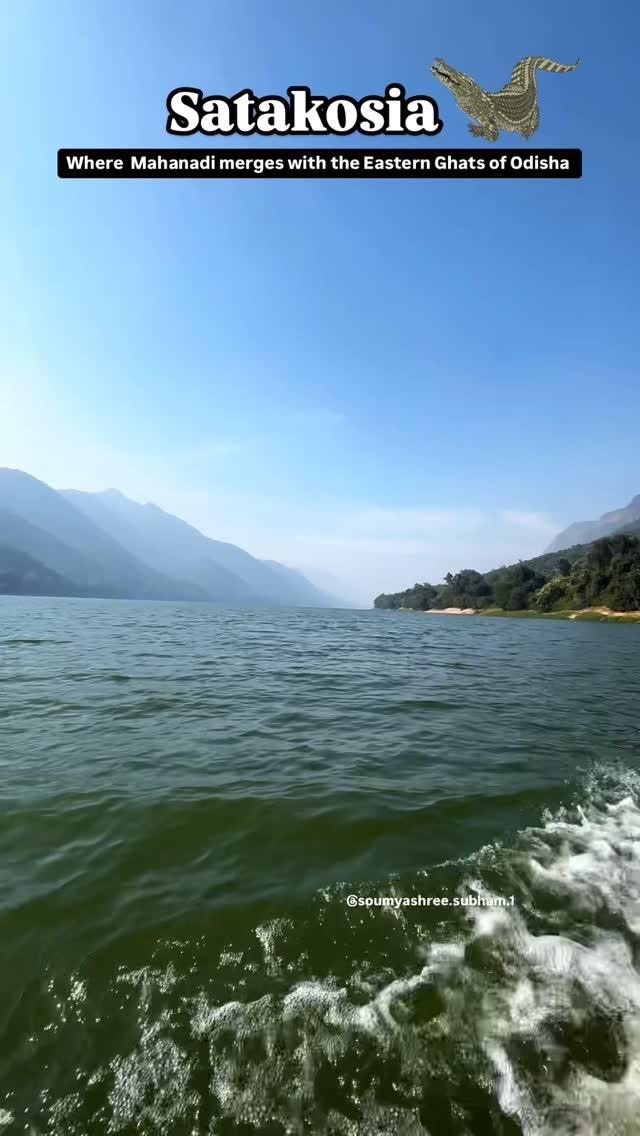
[1,1,638,604]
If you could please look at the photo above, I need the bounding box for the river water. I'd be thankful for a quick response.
[1,596,639,1134]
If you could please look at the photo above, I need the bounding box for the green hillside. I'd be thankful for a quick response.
[374,529,640,614]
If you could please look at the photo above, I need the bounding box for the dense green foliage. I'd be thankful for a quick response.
[374,533,640,614]
[567,533,640,611]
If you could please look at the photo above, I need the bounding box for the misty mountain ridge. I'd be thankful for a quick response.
[546,493,640,553]
[0,468,342,607]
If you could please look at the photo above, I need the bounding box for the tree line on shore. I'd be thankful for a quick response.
[373,532,640,613]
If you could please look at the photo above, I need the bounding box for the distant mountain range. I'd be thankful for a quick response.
[546,494,640,553]
[0,468,342,607]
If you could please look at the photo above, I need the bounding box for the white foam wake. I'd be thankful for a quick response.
[27,767,640,1135]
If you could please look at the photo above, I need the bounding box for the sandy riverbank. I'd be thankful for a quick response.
[416,606,640,622]
[568,607,640,621]
[425,607,476,615]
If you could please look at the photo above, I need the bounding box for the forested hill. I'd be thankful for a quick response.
[373,530,640,614]
[0,547,84,597]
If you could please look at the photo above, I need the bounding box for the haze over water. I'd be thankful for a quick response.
[1,596,640,1134]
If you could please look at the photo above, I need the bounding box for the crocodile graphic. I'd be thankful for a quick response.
[431,56,580,141]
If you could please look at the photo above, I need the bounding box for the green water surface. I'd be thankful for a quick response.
[1,597,639,1134]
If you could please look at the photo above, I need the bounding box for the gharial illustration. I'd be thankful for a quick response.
[431,56,580,141]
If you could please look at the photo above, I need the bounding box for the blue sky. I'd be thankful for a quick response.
[1,1,638,603]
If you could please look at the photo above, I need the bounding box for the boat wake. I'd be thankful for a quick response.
[5,765,640,1135]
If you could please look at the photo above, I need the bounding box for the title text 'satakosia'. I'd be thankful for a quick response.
[166,85,442,136]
